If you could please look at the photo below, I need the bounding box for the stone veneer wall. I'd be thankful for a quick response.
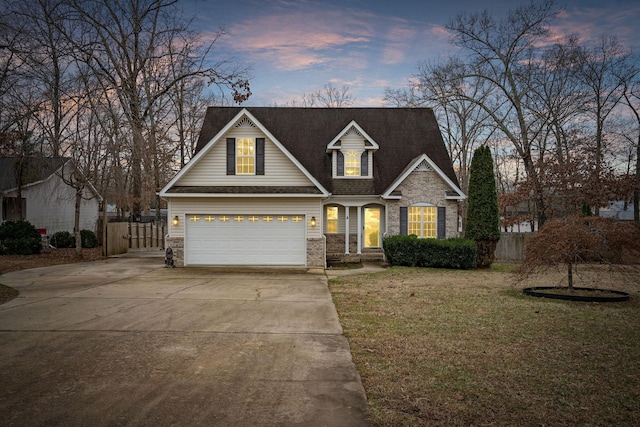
[165,236,184,267]
[386,170,460,238]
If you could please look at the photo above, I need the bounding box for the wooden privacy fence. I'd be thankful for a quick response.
[105,222,165,256]
[495,232,532,262]
[105,222,129,256]
[129,223,165,250]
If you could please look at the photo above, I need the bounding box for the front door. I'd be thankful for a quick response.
[364,207,380,248]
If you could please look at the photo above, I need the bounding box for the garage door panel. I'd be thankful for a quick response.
[185,214,306,266]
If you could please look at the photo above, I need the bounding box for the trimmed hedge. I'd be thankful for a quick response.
[0,220,42,255]
[383,235,477,269]
[51,231,75,248]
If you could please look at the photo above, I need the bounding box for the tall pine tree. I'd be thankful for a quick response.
[465,145,500,268]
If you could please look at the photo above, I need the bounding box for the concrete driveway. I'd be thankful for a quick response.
[0,253,369,426]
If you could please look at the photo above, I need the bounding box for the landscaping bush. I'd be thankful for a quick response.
[0,220,42,255]
[51,231,75,248]
[81,229,98,248]
[383,235,477,269]
[383,235,420,267]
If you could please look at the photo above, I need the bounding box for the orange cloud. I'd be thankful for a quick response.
[224,10,372,71]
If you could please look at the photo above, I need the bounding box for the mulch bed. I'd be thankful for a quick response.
[0,247,106,275]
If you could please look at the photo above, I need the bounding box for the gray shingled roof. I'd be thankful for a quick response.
[195,107,460,196]
[0,157,67,192]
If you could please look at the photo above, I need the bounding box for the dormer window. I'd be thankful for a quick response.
[335,150,369,177]
[345,151,360,176]
[327,121,379,179]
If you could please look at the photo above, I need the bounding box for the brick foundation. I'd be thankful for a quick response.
[326,233,361,254]
[306,237,325,268]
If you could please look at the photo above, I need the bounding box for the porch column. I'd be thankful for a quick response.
[357,207,362,254]
[344,207,350,254]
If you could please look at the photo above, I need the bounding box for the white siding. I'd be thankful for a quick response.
[176,127,312,186]
[2,163,100,235]
[167,197,323,239]
[340,134,365,152]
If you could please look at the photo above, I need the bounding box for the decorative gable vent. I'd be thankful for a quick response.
[235,117,256,128]
[415,159,433,171]
[344,126,362,137]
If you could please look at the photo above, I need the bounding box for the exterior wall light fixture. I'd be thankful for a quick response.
[172,216,179,226]
[310,216,317,227]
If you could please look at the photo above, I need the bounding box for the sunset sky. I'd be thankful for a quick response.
[180,0,640,107]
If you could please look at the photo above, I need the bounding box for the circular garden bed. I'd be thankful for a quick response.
[523,286,629,302]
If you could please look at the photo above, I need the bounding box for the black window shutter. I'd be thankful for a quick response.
[437,206,446,239]
[360,151,368,176]
[336,151,344,176]
[400,207,408,235]
[256,138,265,175]
[226,138,235,175]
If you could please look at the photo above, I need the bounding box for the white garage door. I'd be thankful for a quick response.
[185,214,306,266]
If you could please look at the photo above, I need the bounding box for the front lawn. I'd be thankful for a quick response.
[329,265,640,426]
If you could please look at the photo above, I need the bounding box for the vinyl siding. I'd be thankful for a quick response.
[167,196,323,239]
[2,162,100,235]
[176,128,312,186]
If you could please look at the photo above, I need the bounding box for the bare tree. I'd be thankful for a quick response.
[528,36,587,164]
[621,70,640,223]
[576,36,635,215]
[445,0,559,227]
[387,58,493,197]
[300,83,355,107]
[65,0,251,219]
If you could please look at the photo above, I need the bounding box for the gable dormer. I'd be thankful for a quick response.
[326,121,379,178]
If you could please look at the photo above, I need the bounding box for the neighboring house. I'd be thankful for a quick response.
[0,157,102,238]
[600,201,636,221]
[159,107,465,267]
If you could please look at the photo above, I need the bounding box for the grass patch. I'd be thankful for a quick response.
[329,266,640,426]
[0,283,19,305]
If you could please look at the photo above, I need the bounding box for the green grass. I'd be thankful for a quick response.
[329,266,640,426]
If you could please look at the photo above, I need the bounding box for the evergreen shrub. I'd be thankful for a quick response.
[81,229,98,248]
[0,220,42,255]
[383,235,477,269]
[465,145,500,267]
[51,231,75,248]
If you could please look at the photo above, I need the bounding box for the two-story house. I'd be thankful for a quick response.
[159,107,465,267]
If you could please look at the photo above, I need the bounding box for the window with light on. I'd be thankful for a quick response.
[345,151,360,176]
[409,206,436,238]
[326,206,338,233]
[236,138,255,174]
